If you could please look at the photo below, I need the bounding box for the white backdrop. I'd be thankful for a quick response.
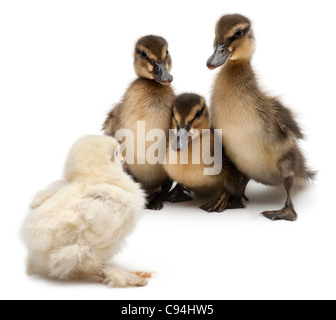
[0,0,335,300]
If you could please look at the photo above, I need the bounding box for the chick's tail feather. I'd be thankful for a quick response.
[48,245,91,280]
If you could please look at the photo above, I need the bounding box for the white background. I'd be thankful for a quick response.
[0,0,335,300]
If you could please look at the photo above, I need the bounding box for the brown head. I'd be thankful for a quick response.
[171,93,209,152]
[207,14,255,69]
[134,35,173,85]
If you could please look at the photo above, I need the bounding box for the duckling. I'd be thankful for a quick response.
[164,93,248,212]
[103,35,191,210]
[207,14,316,221]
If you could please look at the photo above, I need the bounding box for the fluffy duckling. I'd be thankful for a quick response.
[164,93,248,212]
[103,35,191,210]
[207,14,316,221]
[22,135,151,287]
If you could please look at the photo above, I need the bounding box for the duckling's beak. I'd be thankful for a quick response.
[207,44,230,70]
[153,62,173,85]
[171,128,191,153]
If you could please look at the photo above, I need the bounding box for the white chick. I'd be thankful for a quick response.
[22,135,150,287]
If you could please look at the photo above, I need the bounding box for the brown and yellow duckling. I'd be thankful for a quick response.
[164,93,248,212]
[103,35,191,210]
[207,14,316,221]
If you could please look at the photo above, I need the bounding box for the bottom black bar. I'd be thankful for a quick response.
[109,301,225,318]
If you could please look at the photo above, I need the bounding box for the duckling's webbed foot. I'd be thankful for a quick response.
[146,180,175,211]
[200,191,230,213]
[146,192,164,211]
[226,177,250,209]
[261,176,298,222]
[261,205,298,221]
[227,196,247,209]
[164,183,193,203]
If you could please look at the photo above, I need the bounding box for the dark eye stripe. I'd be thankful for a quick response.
[225,26,250,46]
[136,49,149,60]
[173,104,206,131]
[136,49,157,66]
[190,105,206,125]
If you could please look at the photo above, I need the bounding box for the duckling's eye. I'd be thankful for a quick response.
[141,51,148,59]
[195,111,202,119]
[235,30,243,37]
[166,50,169,56]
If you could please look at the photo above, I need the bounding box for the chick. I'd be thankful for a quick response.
[103,35,191,210]
[22,135,150,287]
[164,93,248,212]
[207,14,316,221]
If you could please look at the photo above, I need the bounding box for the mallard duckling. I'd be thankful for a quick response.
[103,35,191,210]
[207,14,316,221]
[23,135,150,287]
[164,93,248,212]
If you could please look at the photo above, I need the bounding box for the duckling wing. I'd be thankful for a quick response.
[273,100,304,140]
[258,98,304,141]
[103,103,122,137]
[79,190,136,249]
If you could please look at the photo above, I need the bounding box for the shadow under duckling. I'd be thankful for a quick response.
[207,14,316,221]
[103,35,191,210]
[164,93,249,212]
